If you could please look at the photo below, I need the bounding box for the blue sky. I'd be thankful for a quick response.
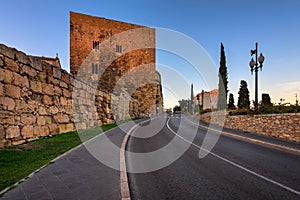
[1,0,300,108]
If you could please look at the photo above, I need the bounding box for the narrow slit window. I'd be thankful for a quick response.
[92,63,98,74]
[116,45,122,53]
[93,41,100,50]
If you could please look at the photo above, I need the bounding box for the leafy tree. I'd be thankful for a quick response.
[261,93,272,107]
[173,105,181,113]
[178,99,190,112]
[237,80,250,109]
[228,93,236,109]
[217,43,229,110]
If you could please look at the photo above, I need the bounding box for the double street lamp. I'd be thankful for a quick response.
[249,42,265,111]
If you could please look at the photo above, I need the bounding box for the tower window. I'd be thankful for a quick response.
[92,63,98,74]
[116,45,122,53]
[93,41,100,50]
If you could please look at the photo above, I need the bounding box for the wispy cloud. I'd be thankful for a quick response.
[278,81,300,92]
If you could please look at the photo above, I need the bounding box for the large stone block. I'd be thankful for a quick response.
[53,113,69,123]
[13,73,29,87]
[43,63,53,76]
[0,83,3,96]
[0,97,15,110]
[21,115,36,125]
[66,123,75,132]
[0,56,3,67]
[48,124,59,135]
[53,67,61,79]
[0,68,13,83]
[20,64,37,77]
[6,126,20,139]
[16,51,30,65]
[21,125,33,138]
[42,83,54,95]
[37,116,52,126]
[59,81,68,88]
[59,123,75,133]
[60,97,67,106]
[0,125,4,140]
[42,95,53,105]
[28,56,42,71]
[0,115,15,125]
[34,125,50,137]
[4,57,19,72]
[54,86,62,95]
[5,84,21,98]
[48,77,60,86]
[38,107,48,115]
[38,72,47,83]
[63,89,72,98]
[48,106,59,115]
[30,80,43,93]
[61,72,70,84]
[0,44,16,59]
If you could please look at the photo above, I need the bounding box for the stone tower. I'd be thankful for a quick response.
[70,12,163,119]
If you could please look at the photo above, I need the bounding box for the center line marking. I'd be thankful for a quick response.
[166,117,300,196]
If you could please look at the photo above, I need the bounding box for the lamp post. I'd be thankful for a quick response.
[249,42,265,111]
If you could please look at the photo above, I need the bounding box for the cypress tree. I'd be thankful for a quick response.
[190,84,194,113]
[217,43,229,110]
[228,93,236,109]
[261,93,272,107]
[237,80,250,109]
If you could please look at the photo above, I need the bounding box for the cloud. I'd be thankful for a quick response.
[278,81,300,92]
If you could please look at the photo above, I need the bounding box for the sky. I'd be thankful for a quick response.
[1,0,300,109]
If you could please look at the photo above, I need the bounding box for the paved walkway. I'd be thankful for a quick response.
[0,121,138,200]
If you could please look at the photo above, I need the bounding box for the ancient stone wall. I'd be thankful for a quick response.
[0,13,163,147]
[0,44,115,147]
[200,112,300,142]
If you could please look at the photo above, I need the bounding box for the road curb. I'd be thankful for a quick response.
[119,123,137,200]
[119,118,152,200]
[183,117,300,155]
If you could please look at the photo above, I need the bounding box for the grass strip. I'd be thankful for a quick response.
[0,123,118,192]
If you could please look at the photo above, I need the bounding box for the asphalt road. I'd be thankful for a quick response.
[126,115,300,200]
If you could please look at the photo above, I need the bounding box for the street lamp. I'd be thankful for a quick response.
[249,42,265,111]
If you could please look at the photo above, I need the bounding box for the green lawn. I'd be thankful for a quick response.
[0,123,118,193]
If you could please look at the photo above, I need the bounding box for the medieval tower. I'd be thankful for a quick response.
[70,12,163,120]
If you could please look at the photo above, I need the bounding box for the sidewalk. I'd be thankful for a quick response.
[0,121,140,200]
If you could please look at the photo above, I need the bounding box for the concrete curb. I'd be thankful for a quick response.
[183,117,300,155]
[119,118,152,200]
[119,125,134,200]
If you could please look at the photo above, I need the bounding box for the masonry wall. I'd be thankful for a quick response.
[200,112,300,142]
[0,13,163,147]
[0,44,115,147]
[70,12,162,118]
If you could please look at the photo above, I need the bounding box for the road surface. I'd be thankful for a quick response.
[126,114,300,200]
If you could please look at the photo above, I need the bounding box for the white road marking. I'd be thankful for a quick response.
[166,118,300,196]
[182,117,300,155]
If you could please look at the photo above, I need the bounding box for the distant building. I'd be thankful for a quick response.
[194,89,218,110]
[33,55,61,68]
